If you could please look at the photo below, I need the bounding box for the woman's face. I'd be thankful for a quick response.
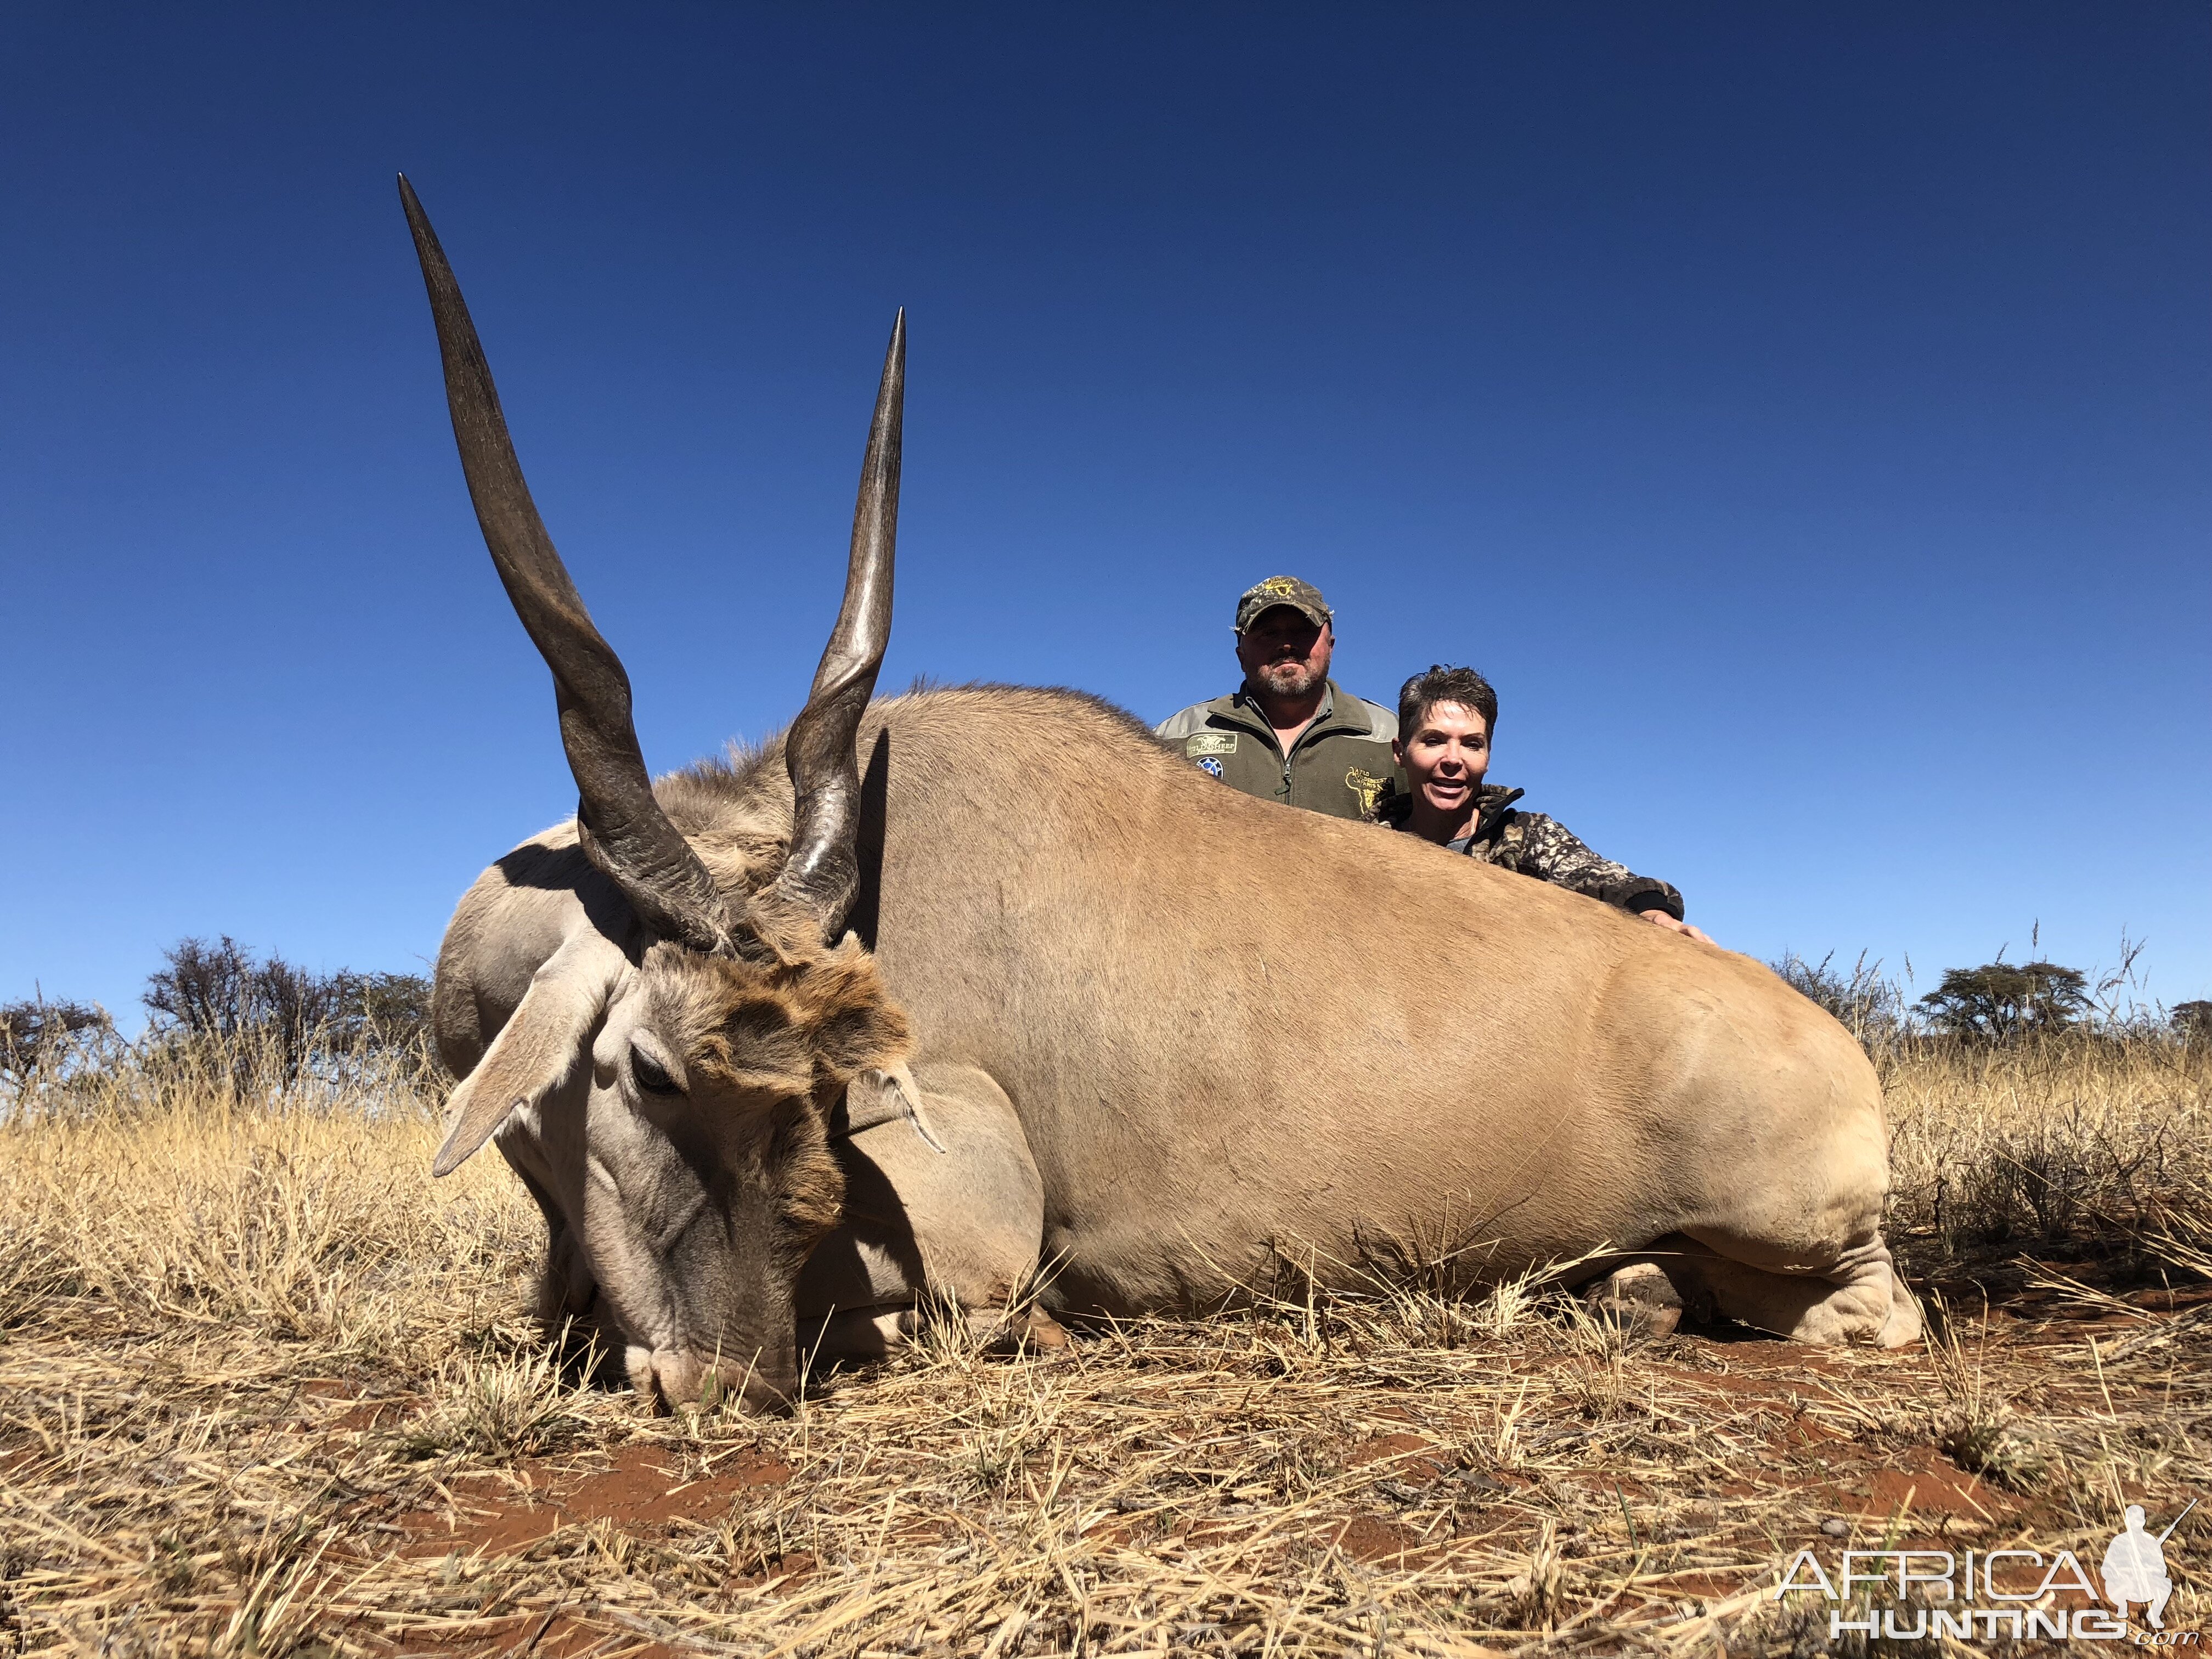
[1393,701,1491,822]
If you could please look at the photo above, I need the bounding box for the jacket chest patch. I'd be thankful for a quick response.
[1344,766,1388,814]
[1186,732,1239,757]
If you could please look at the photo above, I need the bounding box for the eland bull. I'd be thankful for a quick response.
[402,180,1921,1413]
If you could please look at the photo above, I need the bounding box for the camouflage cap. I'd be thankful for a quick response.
[1234,574,1332,634]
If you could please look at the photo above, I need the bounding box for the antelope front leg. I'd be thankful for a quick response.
[504,1150,611,1362]
[798,1062,1064,1361]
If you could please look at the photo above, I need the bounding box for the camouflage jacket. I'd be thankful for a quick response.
[1154,680,1403,821]
[1373,783,1685,919]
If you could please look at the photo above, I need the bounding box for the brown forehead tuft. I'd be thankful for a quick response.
[640,938,910,1097]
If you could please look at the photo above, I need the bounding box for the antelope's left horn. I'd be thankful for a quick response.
[773,310,904,939]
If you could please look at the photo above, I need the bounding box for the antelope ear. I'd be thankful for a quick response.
[433,933,623,1177]
[848,1062,947,1154]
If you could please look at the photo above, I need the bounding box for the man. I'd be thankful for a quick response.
[1375,663,1713,943]
[1154,575,1403,819]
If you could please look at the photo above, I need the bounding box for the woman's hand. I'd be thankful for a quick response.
[1640,910,1716,946]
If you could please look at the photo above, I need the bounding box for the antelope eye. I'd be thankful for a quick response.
[630,1045,682,1097]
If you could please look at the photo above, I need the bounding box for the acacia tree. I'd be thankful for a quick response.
[0,996,112,1088]
[143,936,433,1085]
[2172,1001,2212,1043]
[1916,961,2089,1042]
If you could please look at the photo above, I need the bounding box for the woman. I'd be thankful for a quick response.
[1372,664,1713,943]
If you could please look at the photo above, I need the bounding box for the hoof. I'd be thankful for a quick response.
[1002,1305,1075,1359]
[1876,1279,1925,1348]
[1585,1262,1684,1338]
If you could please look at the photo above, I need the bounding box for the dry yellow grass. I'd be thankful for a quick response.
[1884,1033,2210,1283]
[2,1036,2206,1656]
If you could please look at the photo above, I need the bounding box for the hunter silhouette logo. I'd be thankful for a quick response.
[2104,1501,2194,1630]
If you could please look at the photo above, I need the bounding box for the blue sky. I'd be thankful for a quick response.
[3,3,2206,1021]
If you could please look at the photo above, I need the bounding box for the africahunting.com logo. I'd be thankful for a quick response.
[1775,1502,2195,1645]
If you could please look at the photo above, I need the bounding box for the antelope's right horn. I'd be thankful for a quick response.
[398,175,735,956]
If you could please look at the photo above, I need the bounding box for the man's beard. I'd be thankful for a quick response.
[1252,659,1322,698]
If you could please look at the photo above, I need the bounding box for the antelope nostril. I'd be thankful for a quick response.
[625,1344,701,1414]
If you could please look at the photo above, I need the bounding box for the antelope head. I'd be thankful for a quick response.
[400,178,911,1411]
